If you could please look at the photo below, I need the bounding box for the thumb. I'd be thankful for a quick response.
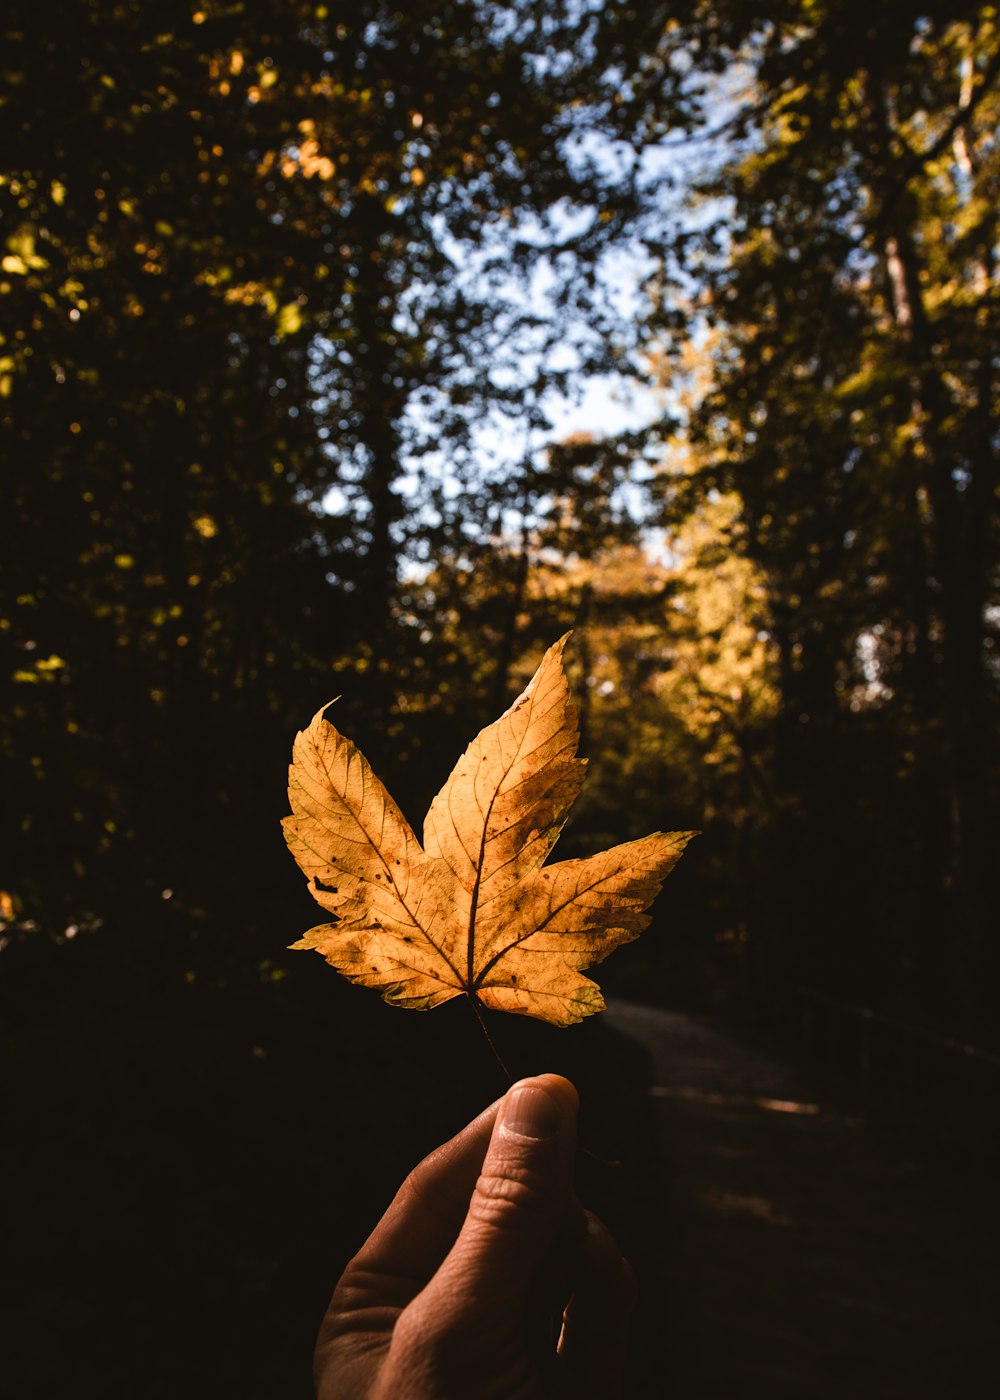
[431,1074,579,1310]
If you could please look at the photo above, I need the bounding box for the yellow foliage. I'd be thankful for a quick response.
[276,302,303,337]
[657,493,779,756]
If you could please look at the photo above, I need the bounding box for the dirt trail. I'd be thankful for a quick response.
[603,1000,996,1399]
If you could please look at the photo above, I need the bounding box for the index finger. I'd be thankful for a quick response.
[348,1093,505,1282]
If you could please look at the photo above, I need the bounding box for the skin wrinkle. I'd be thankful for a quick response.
[313,1081,632,1390]
[402,1170,482,1242]
[465,1165,558,1230]
[335,1263,426,1302]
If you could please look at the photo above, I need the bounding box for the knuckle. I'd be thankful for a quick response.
[469,1161,552,1227]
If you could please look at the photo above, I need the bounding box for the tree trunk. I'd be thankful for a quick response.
[865,73,994,958]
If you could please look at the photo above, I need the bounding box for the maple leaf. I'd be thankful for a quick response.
[282,635,697,1026]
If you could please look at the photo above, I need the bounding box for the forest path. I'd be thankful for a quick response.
[603,1000,995,1400]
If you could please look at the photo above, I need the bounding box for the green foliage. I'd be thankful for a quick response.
[0,1,680,938]
[3,0,996,1043]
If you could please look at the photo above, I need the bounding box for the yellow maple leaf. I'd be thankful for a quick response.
[282,635,696,1025]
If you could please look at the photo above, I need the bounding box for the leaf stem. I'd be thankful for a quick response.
[469,996,514,1083]
[468,999,620,1170]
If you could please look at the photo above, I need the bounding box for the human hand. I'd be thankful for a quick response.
[314,1074,636,1399]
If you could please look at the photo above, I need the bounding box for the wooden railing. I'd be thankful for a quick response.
[789,985,1000,1149]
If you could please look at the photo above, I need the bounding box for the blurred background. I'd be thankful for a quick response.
[2,3,997,1396]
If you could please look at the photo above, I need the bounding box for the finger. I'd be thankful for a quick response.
[317,1094,513,1396]
[348,1092,504,1283]
[527,1201,589,1359]
[428,1074,579,1312]
[557,1212,637,1399]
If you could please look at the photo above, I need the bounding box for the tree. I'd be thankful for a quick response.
[0,1,694,939]
[651,0,1000,1026]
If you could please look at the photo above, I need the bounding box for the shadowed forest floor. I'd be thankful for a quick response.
[2,937,995,1399]
[607,1000,997,1398]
